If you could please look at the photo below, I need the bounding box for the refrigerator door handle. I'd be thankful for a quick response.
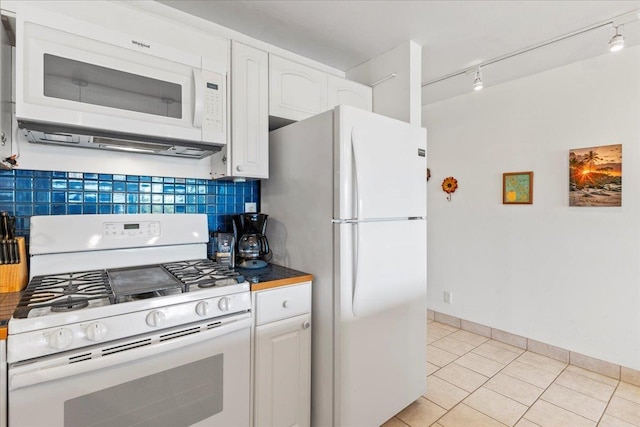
[352,221,360,317]
[351,128,362,221]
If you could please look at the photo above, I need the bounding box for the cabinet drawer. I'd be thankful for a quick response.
[255,282,311,326]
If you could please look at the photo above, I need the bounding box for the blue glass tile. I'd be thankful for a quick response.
[16,204,33,215]
[35,191,50,203]
[84,193,97,203]
[84,181,98,191]
[113,204,125,214]
[175,178,186,184]
[52,192,66,203]
[186,195,196,204]
[16,217,29,230]
[216,195,224,204]
[126,175,139,182]
[52,179,67,190]
[175,205,186,213]
[226,187,235,196]
[207,185,215,194]
[113,193,125,203]
[164,205,175,213]
[207,195,215,204]
[99,174,112,180]
[206,205,215,214]
[164,177,175,183]
[152,176,163,183]
[140,194,151,203]
[99,181,112,191]
[140,176,151,182]
[0,204,12,213]
[126,205,138,214]
[68,180,83,190]
[52,172,66,178]
[84,173,98,180]
[198,185,206,194]
[186,179,196,184]
[152,194,163,204]
[68,172,83,179]
[140,183,151,193]
[113,175,126,181]
[68,192,82,203]
[99,205,111,214]
[152,184,163,193]
[16,191,32,202]
[15,170,33,176]
[126,182,138,193]
[163,184,174,193]
[175,195,185,204]
[113,182,125,192]
[152,205,163,213]
[164,194,174,204]
[34,178,51,190]
[0,191,13,202]
[186,185,196,194]
[175,184,186,194]
[186,205,196,213]
[197,205,205,213]
[196,179,205,185]
[67,205,82,214]
[34,204,50,215]
[218,186,226,195]
[99,193,112,203]
[0,177,14,189]
[16,178,32,190]
[84,204,98,214]
[127,193,138,204]
[34,171,51,177]
[140,204,151,213]
[197,195,205,204]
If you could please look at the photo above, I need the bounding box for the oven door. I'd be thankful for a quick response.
[9,314,250,427]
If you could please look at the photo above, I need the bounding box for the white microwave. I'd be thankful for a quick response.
[16,4,228,158]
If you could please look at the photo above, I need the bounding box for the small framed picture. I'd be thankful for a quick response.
[503,171,533,204]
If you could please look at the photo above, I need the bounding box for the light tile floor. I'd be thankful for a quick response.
[383,320,640,427]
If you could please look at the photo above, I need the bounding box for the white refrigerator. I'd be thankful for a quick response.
[262,105,427,427]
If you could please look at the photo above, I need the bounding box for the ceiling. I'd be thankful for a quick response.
[159,0,640,104]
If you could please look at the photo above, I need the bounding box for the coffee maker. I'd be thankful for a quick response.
[232,213,272,269]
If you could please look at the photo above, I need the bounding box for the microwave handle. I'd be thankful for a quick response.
[193,69,204,128]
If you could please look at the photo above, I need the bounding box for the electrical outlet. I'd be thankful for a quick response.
[443,291,453,304]
[244,202,257,213]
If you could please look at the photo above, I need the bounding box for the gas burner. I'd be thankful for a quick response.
[50,297,90,312]
[162,259,245,290]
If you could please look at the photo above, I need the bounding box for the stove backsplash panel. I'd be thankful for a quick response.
[0,169,259,240]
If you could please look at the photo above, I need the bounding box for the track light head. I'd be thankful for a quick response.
[609,25,625,52]
[473,68,483,91]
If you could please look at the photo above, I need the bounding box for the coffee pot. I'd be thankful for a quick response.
[232,213,272,269]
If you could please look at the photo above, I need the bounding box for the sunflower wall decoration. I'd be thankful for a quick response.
[442,177,458,202]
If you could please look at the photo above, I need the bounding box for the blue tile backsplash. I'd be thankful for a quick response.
[0,169,259,240]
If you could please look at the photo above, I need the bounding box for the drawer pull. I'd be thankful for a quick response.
[282,300,289,308]
[303,321,311,330]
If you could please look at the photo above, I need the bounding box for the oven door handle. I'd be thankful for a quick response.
[9,315,251,391]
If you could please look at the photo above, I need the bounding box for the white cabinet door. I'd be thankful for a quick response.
[213,41,268,180]
[254,313,311,427]
[269,54,327,121]
[327,74,372,112]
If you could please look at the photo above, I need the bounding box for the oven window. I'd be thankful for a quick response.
[43,54,183,119]
[64,354,223,427]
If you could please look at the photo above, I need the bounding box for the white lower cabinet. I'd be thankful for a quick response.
[252,282,311,427]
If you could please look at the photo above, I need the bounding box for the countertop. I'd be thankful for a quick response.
[0,292,21,340]
[236,263,313,292]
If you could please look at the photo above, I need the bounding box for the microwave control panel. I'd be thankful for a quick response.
[202,70,225,138]
[103,221,161,239]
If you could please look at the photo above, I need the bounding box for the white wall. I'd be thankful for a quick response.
[422,45,640,370]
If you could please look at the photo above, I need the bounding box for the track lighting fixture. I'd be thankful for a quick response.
[609,25,625,52]
[473,68,483,91]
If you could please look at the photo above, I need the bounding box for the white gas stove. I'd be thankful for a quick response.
[7,214,251,427]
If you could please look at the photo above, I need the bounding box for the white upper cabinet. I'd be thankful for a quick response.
[327,74,372,112]
[269,54,328,121]
[213,41,269,179]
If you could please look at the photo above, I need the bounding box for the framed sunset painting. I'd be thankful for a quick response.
[569,144,622,207]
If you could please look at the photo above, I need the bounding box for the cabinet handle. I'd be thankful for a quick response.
[236,165,244,172]
[282,300,289,308]
[303,321,311,330]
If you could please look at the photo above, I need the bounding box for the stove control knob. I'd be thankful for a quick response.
[146,310,166,327]
[195,301,209,317]
[218,297,231,312]
[49,328,73,350]
[85,322,108,341]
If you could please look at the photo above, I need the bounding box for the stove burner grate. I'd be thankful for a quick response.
[50,297,90,312]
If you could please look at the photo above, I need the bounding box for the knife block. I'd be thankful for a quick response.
[0,237,28,292]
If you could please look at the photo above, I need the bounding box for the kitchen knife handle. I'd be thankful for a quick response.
[0,240,8,265]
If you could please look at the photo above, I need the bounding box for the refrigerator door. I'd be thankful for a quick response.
[335,106,426,221]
